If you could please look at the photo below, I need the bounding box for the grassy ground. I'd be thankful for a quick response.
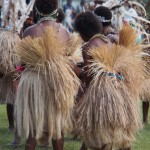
[0,105,150,150]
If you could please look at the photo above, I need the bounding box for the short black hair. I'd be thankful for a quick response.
[35,0,58,14]
[94,6,112,26]
[74,11,102,41]
[57,8,65,23]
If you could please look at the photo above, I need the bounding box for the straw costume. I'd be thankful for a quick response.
[97,0,150,128]
[138,22,150,103]
[0,29,20,104]
[138,38,150,124]
[12,0,83,149]
[14,26,80,141]
[76,25,145,150]
[139,45,150,102]
[0,0,35,104]
[0,0,35,138]
[0,0,21,104]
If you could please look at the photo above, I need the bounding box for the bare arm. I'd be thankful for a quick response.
[82,37,112,86]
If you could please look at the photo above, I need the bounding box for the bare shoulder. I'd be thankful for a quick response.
[88,37,112,48]
[58,25,71,41]
[88,38,105,48]
[23,24,38,38]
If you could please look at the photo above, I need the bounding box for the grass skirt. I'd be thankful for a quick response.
[0,29,20,104]
[76,44,145,149]
[140,79,150,102]
[14,27,80,140]
[0,29,20,73]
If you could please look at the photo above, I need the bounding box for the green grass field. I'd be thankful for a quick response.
[0,105,150,150]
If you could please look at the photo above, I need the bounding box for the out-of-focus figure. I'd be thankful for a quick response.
[63,0,76,32]
[76,0,89,13]
[94,6,119,44]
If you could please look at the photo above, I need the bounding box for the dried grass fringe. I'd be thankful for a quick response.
[0,29,20,73]
[119,26,150,102]
[119,25,138,48]
[139,45,150,101]
[66,32,83,64]
[140,79,150,101]
[0,29,20,104]
[15,27,80,140]
[76,44,144,149]
[119,26,150,101]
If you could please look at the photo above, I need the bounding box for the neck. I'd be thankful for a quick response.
[38,16,56,23]
[102,26,110,34]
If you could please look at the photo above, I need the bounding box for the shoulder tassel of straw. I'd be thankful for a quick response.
[119,25,140,48]
[66,32,83,64]
[119,25,150,101]
[76,43,145,149]
[119,25,148,94]
[14,27,80,140]
[0,29,20,74]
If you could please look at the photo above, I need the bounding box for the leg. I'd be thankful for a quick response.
[7,104,14,132]
[143,101,149,124]
[25,134,37,150]
[80,142,88,150]
[52,133,64,150]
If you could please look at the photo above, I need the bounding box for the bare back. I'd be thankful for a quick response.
[23,20,70,42]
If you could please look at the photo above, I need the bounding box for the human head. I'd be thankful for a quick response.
[94,6,112,27]
[35,0,58,14]
[74,11,102,42]
[33,0,58,22]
